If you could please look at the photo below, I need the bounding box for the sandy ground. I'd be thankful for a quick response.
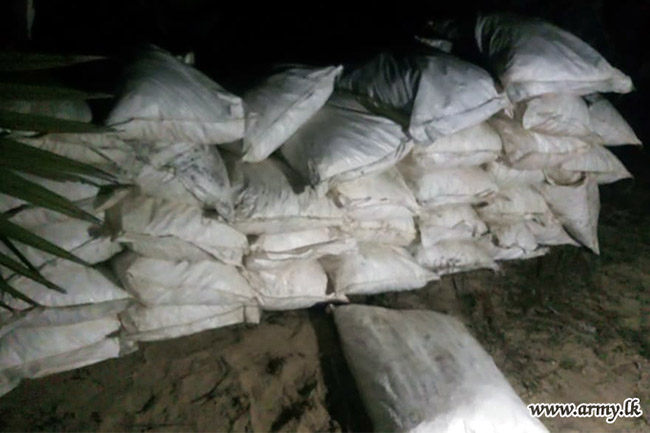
[1,181,649,433]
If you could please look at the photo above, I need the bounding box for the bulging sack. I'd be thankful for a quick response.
[418,204,488,247]
[414,238,498,275]
[585,95,642,145]
[337,51,508,143]
[106,193,248,265]
[321,243,437,296]
[281,93,413,194]
[112,252,256,306]
[243,65,342,162]
[558,144,632,185]
[334,305,549,433]
[343,217,417,247]
[476,13,633,101]
[106,45,244,144]
[227,156,345,234]
[519,93,593,138]
[249,227,357,262]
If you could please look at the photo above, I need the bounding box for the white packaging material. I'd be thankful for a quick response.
[321,243,437,296]
[519,93,593,137]
[17,133,137,177]
[490,116,590,169]
[334,305,550,433]
[399,164,497,207]
[481,219,548,260]
[585,95,641,145]
[2,261,131,310]
[485,160,546,187]
[130,142,233,218]
[540,175,600,253]
[337,51,508,143]
[414,239,498,275]
[119,303,261,342]
[249,227,357,261]
[132,164,203,207]
[0,99,92,122]
[243,65,343,162]
[343,217,417,247]
[245,258,346,310]
[281,93,413,194]
[106,45,244,144]
[2,200,121,268]
[419,204,488,247]
[331,168,419,220]
[559,144,632,184]
[227,156,345,234]
[112,252,255,306]
[408,122,503,168]
[106,194,247,265]
[476,13,632,102]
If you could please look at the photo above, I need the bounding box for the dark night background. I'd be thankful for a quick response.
[2,0,649,178]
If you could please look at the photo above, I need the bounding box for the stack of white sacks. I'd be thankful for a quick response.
[0,13,642,399]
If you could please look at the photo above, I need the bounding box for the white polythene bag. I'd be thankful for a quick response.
[476,13,632,102]
[281,93,413,194]
[539,175,600,253]
[227,156,345,234]
[321,243,437,296]
[484,160,546,187]
[414,238,498,275]
[343,217,417,247]
[119,304,261,342]
[249,227,357,262]
[418,204,488,247]
[519,93,593,138]
[331,167,419,220]
[132,164,203,207]
[243,65,342,162]
[106,194,248,265]
[106,45,244,144]
[112,252,256,306]
[399,164,497,207]
[585,94,641,145]
[408,122,503,168]
[559,144,632,184]
[334,305,550,433]
[244,257,346,310]
[337,51,508,143]
[490,115,590,169]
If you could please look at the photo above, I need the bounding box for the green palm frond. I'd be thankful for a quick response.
[0,52,117,311]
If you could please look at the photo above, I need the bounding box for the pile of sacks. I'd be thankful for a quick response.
[0,12,641,403]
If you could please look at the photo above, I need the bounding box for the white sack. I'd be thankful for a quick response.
[481,219,549,261]
[132,164,203,207]
[106,45,244,144]
[2,261,130,310]
[334,305,550,433]
[540,175,600,253]
[490,116,590,169]
[414,239,498,275]
[337,51,508,143]
[281,93,413,194]
[321,243,437,296]
[244,258,346,310]
[519,93,593,137]
[585,95,641,145]
[559,144,632,184]
[106,194,247,265]
[485,160,546,187]
[243,65,342,162]
[227,156,345,234]
[249,227,357,261]
[399,164,497,207]
[419,204,488,247]
[476,13,632,102]
[119,304,260,342]
[343,217,417,247]
[331,168,418,220]
[2,200,121,268]
[112,252,255,306]
[408,122,503,168]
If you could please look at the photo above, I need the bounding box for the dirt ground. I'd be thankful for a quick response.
[1,180,649,433]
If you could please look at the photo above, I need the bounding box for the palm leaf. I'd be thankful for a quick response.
[0,170,102,224]
[0,52,105,72]
[0,109,113,133]
[0,137,115,184]
[0,82,111,100]
[0,236,40,274]
[0,252,66,293]
[0,299,15,312]
[0,274,41,307]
